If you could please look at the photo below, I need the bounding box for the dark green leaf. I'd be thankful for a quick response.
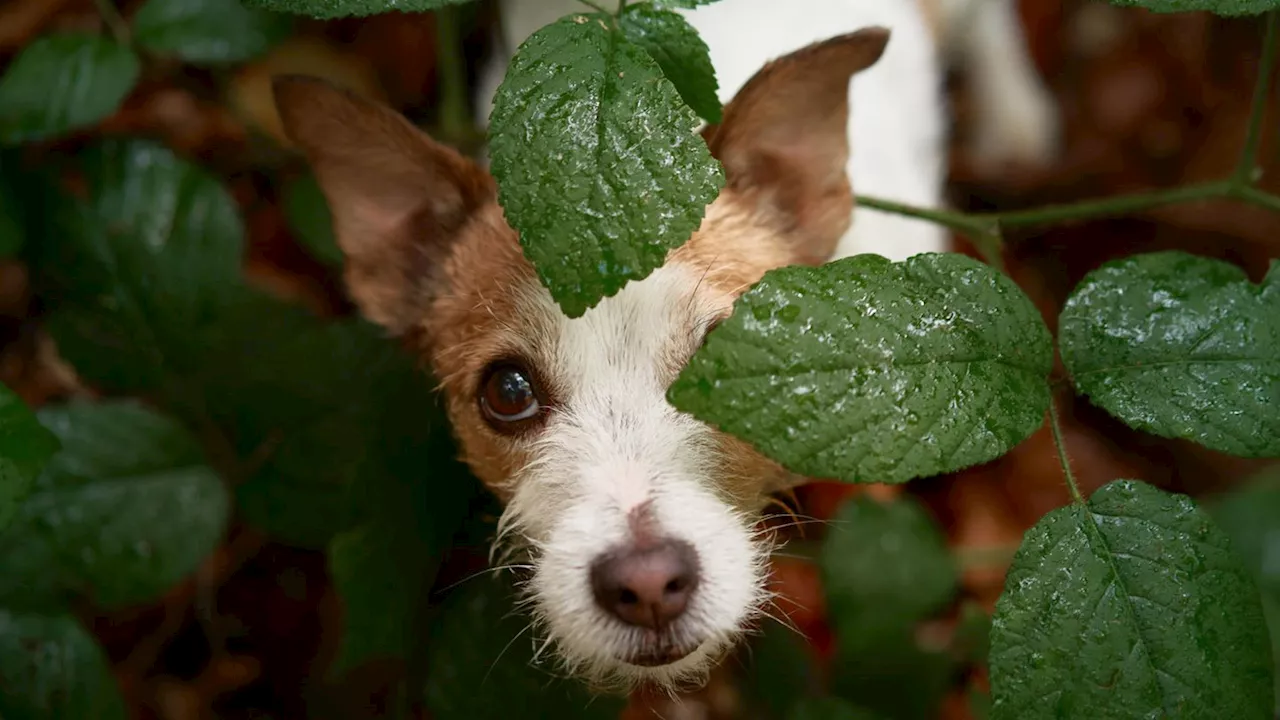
[0,34,139,144]
[830,627,953,720]
[1060,252,1279,458]
[821,495,957,640]
[134,0,292,64]
[619,5,721,124]
[0,400,227,611]
[669,253,1053,484]
[0,610,127,720]
[240,0,473,19]
[1105,0,1279,15]
[0,153,28,256]
[969,689,992,720]
[488,13,724,317]
[789,697,886,720]
[1207,466,1280,713]
[283,173,342,266]
[989,480,1273,720]
[739,618,822,719]
[423,574,627,720]
[952,601,991,666]
[0,384,60,532]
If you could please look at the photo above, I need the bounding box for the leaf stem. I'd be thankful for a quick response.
[1234,10,1278,185]
[93,0,131,46]
[433,5,480,152]
[976,180,1235,228]
[577,0,614,14]
[1048,396,1084,505]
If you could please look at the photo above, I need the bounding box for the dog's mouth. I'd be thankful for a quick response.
[621,635,705,667]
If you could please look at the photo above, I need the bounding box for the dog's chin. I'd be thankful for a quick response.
[598,637,727,692]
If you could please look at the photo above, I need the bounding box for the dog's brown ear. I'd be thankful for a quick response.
[704,28,890,265]
[273,75,494,334]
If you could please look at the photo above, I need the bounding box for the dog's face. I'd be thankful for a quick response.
[274,28,888,690]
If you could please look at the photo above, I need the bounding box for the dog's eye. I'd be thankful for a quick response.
[480,363,542,427]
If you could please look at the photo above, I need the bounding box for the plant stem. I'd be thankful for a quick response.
[434,6,476,150]
[1234,10,1279,185]
[1048,396,1084,505]
[978,180,1234,228]
[577,0,614,14]
[856,195,1005,269]
[93,0,131,45]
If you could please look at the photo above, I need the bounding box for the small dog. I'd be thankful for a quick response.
[477,0,1059,262]
[272,1,1055,694]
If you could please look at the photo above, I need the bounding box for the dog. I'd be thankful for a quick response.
[271,1,1055,695]
[476,0,1059,263]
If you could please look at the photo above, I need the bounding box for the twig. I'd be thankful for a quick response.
[1047,396,1084,505]
[92,0,130,46]
[1234,11,1279,185]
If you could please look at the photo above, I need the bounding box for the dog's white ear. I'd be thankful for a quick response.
[704,28,890,266]
[273,75,495,335]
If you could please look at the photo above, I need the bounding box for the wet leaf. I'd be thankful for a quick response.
[423,574,627,720]
[0,610,126,720]
[488,13,724,317]
[669,253,1053,484]
[134,0,292,64]
[0,34,139,144]
[789,697,886,720]
[1106,0,1280,15]
[989,480,1273,720]
[1060,252,1279,458]
[821,495,957,640]
[241,0,473,19]
[0,400,227,611]
[0,384,60,532]
[619,5,721,124]
[283,173,342,266]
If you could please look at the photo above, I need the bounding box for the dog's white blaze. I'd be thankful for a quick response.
[498,265,767,689]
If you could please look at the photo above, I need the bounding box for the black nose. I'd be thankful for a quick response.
[590,539,700,631]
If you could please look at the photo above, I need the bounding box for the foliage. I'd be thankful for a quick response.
[0,0,1277,718]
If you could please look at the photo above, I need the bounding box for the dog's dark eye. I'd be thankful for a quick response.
[480,363,542,427]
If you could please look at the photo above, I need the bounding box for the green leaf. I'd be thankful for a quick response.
[0,153,28,256]
[326,393,479,674]
[283,173,342,266]
[830,627,954,720]
[820,495,957,640]
[669,253,1053,484]
[1060,252,1280,458]
[134,0,292,64]
[0,384,60,532]
[619,5,721,124]
[423,574,627,720]
[488,13,724,318]
[1105,0,1279,16]
[240,0,473,19]
[0,34,139,144]
[0,610,127,720]
[988,479,1273,720]
[739,618,822,720]
[0,400,228,611]
[789,697,886,720]
[1207,466,1280,714]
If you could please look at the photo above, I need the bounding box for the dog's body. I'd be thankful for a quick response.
[477,0,1058,263]
[272,1,1055,695]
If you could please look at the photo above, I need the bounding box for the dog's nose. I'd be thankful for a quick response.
[590,539,699,631]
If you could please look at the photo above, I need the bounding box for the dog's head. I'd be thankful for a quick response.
[274,28,889,690]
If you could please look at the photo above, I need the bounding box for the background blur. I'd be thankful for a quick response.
[0,1,1278,719]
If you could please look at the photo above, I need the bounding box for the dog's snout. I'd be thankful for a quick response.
[590,539,699,631]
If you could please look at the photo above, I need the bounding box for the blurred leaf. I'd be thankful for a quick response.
[0,610,127,720]
[788,697,886,720]
[0,34,139,144]
[0,153,28,256]
[1207,465,1280,713]
[670,253,1053,484]
[0,384,60,532]
[0,400,227,611]
[134,0,292,64]
[821,496,957,640]
[952,601,991,667]
[1060,252,1279,458]
[1106,0,1280,15]
[619,5,721,124]
[423,574,627,720]
[830,626,953,720]
[241,0,474,19]
[989,480,1273,720]
[740,618,822,719]
[283,173,342,266]
[488,14,723,317]
[327,391,480,674]
[969,689,992,720]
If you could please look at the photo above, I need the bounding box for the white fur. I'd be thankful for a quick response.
[476,0,1058,264]
[494,265,768,689]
